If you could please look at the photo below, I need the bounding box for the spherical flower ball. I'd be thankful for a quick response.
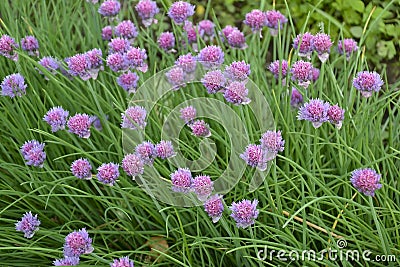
[53,257,80,266]
[244,9,267,32]
[71,158,92,179]
[85,48,103,69]
[230,199,259,229]
[168,1,195,24]
[135,141,156,165]
[125,47,147,68]
[115,20,138,40]
[337,38,358,59]
[201,70,226,94]
[170,168,193,193]
[198,20,215,38]
[121,106,147,130]
[43,106,69,132]
[175,53,197,73]
[67,113,92,138]
[265,10,288,35]
[38,56,59,76]
[106,53,127,72]
[312,33,332,62]
[0,34,19,61]
[290,88,303,108]
[226,29,247,49]
[20,35,39,56]
[136,0,159,27]
[63,228,94,257]
[220,25,238,41]
[350,168,382,197]
[1,73,28,98]
[260,130,285,160]
[20,140,46,168]
[224,61,251,81]
[65,53,90,80]
[108,37,131,54]
[192,175,213,201]
[240,144,268,170]
[183,21,197,44]
[293,32,314,57]
[290,60,313,89]
[117,71,139,93]
[97,163,120,186]
[352,71,383,98]
[122,153,144,178]
[98,0,121,17]
[327,104,345,129]
[198,45,224,69]
[268,60,288,79]
[204,194,224,223]
[110,256,135,267]
[224,81,250,105]
[165,67,186,90]
[180,106,196,124]
[155,140,175,159]
[297,98,330,128]
[15,211,40,238]
[157,32,175,51]
[102,26,114,40]
[190,119,211,137]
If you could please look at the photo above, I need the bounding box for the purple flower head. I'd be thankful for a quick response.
[183,21,198,44]
[311,67,320,82]
[265,10,288,35]
[122,153,144,178]
[125,47,147,69]
[90,115,106,131]
[350,168,382,197]
[290,60,313,89]
[293,32,314,58]
[0,34,18,61]
[225,61,251,81]
[98,0,121,17]
[108,38,131,54]
[170,168,193,193]
[337,38,358,59]
[353,71,383,98]
[175,53,197,73]
[63,228,94,257]
[158,32,175,51]
[230,199,259,228]
[85,48,103,70]
[327,104,345,129]
[192,175,213,201]
[106,53,127,72]
[180,106,196,124]
[43,106,69,132]
[155,140,175,159]
[198,45,224,69]
[297,98,330,128]
[1,73,27,98]
[67,113,92,138]
[53,257,80,266]
[226,29,247,49]
[117,71,139,93]
[244,9,267,32]
[38,56,59,76]
[168,1,195,24]
[15,211,40,238]
[220,25,238,41]
[312,33,332,62]
[224,81,250,105]
[190,119,211,137]
[204,194,224,223]
[201,70,226,94]
[71,158,92,179]
[268,60,288,79]
[260,130,285,160]
[21,35,39,56]
[121,106,147,130]
[135,141,156,165]
[165,67,186,90]
[65,54,91,80]
[115,20,138,40]
[102,26,114,41]
[136,0,159,27]
[97,163,120,186]
[198,20,215,39]
[240,144,267,170]
[290,88,303,108]
[111,256,135,267]
[20,140,46,168]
